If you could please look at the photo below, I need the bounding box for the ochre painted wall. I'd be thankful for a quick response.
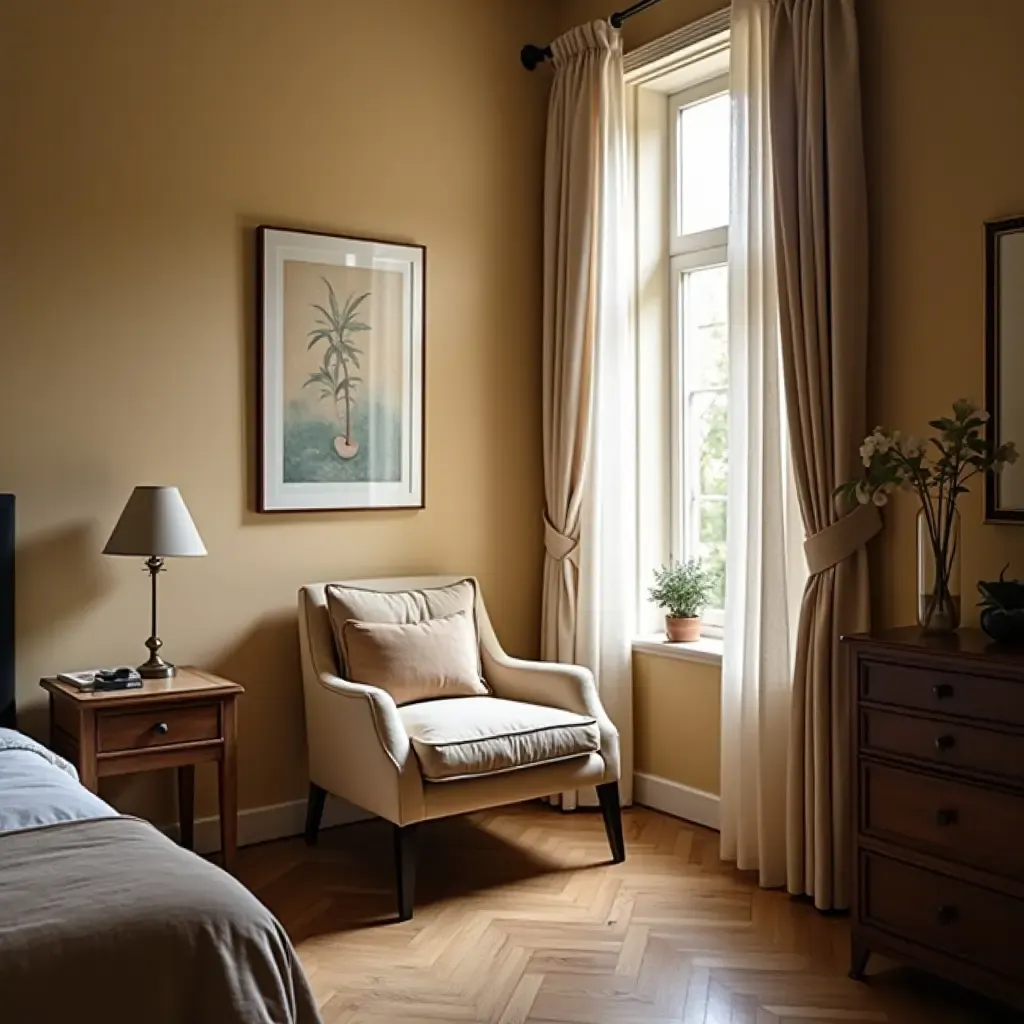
[859,0,1024,627]
[0,0,555,821]
[633,653,721,795]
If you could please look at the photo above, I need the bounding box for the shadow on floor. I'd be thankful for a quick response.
[246,806,612,940]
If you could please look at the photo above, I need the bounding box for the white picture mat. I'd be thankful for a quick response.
[260,228,424,511]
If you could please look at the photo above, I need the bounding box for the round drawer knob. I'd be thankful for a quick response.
[937,905,958,926]
[934,734,956,752]
[932,683,954,700]
[154,722,170,735]
[935,807,959,827]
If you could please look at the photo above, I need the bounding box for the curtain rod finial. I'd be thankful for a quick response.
[521,43,552,71]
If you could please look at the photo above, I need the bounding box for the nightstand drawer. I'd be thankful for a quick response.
[97,703,220,753]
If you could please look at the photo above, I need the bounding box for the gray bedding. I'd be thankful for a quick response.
[0,817,323,1024]
[0,730,323,1024]
[0,728,117,832]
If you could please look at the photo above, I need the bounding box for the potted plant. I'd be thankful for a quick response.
[304,280,371,461]
[649,559,718,642]
[837,400,1017,633]
[978,566,1024,644]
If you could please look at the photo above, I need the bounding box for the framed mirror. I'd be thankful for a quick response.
[985,215,1024,523]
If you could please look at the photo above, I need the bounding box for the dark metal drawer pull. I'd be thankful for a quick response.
[935,808,959,827]
[154,722,170,735]
[932,683,955,700]
[934,734,956,752]
[936,905,958,925]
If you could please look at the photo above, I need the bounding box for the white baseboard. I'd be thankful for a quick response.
[634,772,720,831]
[164,795,372,855]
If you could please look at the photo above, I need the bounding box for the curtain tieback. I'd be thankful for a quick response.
[804,502,881,575]
[544,515,579,566]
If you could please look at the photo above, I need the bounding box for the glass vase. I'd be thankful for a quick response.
[917,504,961,633]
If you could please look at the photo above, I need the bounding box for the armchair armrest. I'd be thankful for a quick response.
[315,671,411,769]
[302,668,426,825]
[482,649,620,781]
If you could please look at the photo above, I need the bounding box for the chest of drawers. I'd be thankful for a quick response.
[845,628,1024,1010]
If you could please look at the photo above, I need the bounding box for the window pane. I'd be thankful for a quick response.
[690,390,728,496]
[683,264,728,390]
[678,93,730,235]
[697,499,727,609]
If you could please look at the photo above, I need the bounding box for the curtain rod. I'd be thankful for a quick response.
[521,0,664,71]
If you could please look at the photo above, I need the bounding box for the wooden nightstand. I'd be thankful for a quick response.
[40,668,244,872]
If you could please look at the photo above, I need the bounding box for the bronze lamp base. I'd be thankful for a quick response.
[139,630,175,679]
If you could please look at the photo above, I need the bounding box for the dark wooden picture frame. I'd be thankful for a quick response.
[257,225,426,513]
[985,215,1024,524]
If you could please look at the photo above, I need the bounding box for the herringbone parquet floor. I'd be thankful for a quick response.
[237,803,1017,1024]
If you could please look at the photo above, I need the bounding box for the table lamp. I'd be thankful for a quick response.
[103,486,207,678]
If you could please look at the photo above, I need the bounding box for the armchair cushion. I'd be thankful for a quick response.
[326,578,479,673]
[341,611,488,705]
[398,696,600,782]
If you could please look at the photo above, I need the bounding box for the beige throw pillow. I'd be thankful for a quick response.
[340,610,487,706]
[326,578,478,673]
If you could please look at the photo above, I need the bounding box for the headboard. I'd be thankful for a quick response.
[0,495,14,729]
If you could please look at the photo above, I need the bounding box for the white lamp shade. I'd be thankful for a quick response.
[103,486,207,558]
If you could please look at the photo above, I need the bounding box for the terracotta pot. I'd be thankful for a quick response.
[665,615,701,643]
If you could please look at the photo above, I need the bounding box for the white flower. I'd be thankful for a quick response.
[872,489,889,507]
[976,410,990,423]
[856,482,870,505]
[1005,442,1020,465]
[901,435,926,459]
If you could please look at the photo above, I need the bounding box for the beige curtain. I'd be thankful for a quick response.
[541,21,635,806]
[770,0,880,911]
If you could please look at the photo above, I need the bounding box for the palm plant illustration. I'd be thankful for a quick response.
[304,280,371,460]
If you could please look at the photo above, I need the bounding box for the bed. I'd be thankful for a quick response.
[0,497,323,1024]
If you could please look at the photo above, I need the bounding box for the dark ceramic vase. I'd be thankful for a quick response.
[980,607,1024,645]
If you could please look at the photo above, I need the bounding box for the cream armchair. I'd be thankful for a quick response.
[298,576,623,920]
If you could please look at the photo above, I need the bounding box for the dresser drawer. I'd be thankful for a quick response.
[861,851,1024,979]
[862,761,1024,881]
[97,703,221,753]
[861,707,1024,784]
[860,660,1024,726]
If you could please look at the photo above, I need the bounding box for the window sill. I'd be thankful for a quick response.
[632,633,724,666]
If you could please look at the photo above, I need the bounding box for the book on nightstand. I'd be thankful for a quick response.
[57,668,143,691]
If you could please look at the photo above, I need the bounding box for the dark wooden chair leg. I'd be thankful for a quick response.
[304,783,327,846]
[597,781,626,863]
[393,823,419,921]
[849,937,871,981]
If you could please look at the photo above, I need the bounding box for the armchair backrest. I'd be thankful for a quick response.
[298,575,505,685]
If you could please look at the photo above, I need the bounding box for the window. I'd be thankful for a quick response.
[669,77,730,628]
[624,11,731,646]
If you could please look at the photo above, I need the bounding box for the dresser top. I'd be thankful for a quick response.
[844,626,1024,668]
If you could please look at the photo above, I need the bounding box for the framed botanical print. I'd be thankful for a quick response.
[258,226,425,512]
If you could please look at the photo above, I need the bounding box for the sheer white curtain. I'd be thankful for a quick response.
[719,0,805,885]
[541,21,635,807]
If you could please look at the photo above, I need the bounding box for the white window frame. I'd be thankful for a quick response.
[623,11,730,643]
[668,75,730,634]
